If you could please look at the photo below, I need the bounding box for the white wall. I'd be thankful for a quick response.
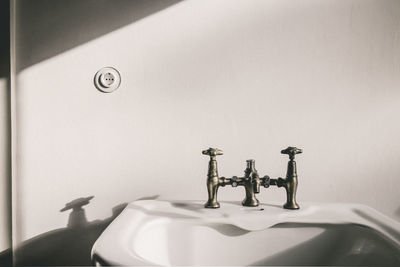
[14,0,400,243]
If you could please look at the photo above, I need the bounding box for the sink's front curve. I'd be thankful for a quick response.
[132,221,400,266]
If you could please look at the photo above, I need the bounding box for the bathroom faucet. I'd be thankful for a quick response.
[202,148,223,208]
[267,147,302,209]
[202,146,302,209]
[202,148,263,208]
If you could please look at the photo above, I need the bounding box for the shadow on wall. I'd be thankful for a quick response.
[16,0,183,71]
[0,0,10,78]
[0,249,12,267]
[0,1,12,267]
[395,206,400,220]
[0,196,130,266]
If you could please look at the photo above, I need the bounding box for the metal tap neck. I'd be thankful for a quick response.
[245,159,257,174]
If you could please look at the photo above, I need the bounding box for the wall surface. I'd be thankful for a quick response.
[13,0,400,254]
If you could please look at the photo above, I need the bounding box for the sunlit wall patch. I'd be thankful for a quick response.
[94,67,121,93]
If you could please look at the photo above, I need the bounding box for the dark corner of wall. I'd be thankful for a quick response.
[0,0,10,78]
[0,1,12,267]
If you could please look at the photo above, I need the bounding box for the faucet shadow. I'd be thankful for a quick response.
[16,0,183,71]
[4,196,130,266]
[0,195,161,266]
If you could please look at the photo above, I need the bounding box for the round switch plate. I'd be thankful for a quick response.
[94,67,121,93]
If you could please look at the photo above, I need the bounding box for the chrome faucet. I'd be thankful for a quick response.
[202,146,302,209]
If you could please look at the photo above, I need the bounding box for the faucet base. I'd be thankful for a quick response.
[205,200,220,209]
[283,202,300,210]
[242,197,260,207]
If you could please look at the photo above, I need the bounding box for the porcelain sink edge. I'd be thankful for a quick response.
[91,200,400,266]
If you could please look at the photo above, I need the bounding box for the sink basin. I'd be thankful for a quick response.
[91,200,400,266]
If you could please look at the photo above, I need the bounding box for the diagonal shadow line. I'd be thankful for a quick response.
[15,0,184,71]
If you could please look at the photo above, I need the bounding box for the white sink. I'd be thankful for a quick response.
[91,200,400,266]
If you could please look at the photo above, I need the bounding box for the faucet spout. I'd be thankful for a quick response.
[242,159,260,207]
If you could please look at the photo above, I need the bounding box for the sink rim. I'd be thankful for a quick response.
[91,200,400,266]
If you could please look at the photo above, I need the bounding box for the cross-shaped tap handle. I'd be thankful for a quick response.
[202,148,223,157]
[281,147,302,160]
